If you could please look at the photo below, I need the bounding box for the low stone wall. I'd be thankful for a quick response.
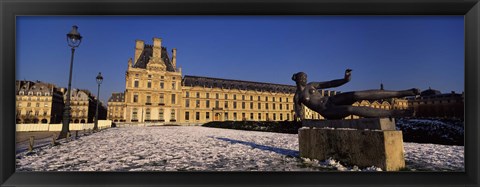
[16,120,112,132]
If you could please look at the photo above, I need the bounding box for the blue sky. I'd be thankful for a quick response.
[16,16,464,104]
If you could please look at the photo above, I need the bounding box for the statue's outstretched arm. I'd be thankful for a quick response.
[310,69,352,89]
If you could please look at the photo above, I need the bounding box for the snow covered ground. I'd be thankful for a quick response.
[16,126,464,172]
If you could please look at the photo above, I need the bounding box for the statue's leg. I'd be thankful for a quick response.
[329,89,419,105]
[322,105,413,119]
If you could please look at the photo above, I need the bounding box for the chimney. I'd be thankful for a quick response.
[128,58,132,68]
[153,37,162,59]
[134,40,145,63]
[172,48,177,69]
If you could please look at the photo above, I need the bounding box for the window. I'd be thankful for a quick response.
[216,93,219,99]
[146,95,151,103]
[160,81,164,89]
[159,93,164,103]
[206,112,210,119]
[36,103,40,107]
[196,112,200,121]
[258,113,261,120]
[250,102,253,109]
[206,100,210,108]
[172,82,176,90]
[34,111,39,116]
[266,113,269,120]
[258,103,261,109]
[242,95,245,100]
[287,114,290,121]
[186,92,190,98]
[146,108,151,120]
[286,98,289,102]
[233,102,237,109]
[258,96,261,101]
[206,93,210,99]
[159,110,164,120]
[280,104,283,110]
[224,101,228,108]
[185,112,190,120]
[233,113,237,120]
[147,80,152,88]
[250,113,254,120]
[134,79,139,88]
[273,113,276,120]
[233,95,237,100]
[132,108,138,120]
[161,76,164,79]
[171,109,176,120]
[186,99,190,108]
[224,112,229,120]
[266,103,269,110]
[133,94,138,103]
[273,104,276,110]
[280,98,282,102]
[242,102,245,109]
[225,94,228,100]
[27,102,31,107]
[280,114,283,121]
[273,97,276,102]
[171,94,176,104]
[250,96,253,101]
[215,101,219,108]
[242,113,246,120]
[196,92,200,98]
[265,96,268,102]
[196,100,200,108]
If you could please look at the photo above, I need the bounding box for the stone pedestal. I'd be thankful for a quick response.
[299,118,405,171]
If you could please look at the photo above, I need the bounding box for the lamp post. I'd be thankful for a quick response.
[94,72,103,131]
[59,25,82,139]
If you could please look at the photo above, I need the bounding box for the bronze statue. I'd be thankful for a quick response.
[292,69,419,120]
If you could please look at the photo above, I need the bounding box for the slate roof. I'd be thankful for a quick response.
[420,88,442,97]
[133,45,175,72]
[182,75,296,93]
[108,92,125,102]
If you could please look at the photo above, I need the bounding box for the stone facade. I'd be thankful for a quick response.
[108,92,126,122]
[62,88,107,123]
[15,80,64,124]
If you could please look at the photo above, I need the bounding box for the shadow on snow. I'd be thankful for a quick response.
[212,136,299,157]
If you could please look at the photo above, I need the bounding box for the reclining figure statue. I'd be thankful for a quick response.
[292,69,420,120]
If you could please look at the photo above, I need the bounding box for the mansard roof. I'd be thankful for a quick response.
[182,75,296,93]
[16,80,56,95]
[133,45,175,72]
[420,87,441,97]
[108,92,125,102]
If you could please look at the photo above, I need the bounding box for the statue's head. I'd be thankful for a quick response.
[292,72,307,85]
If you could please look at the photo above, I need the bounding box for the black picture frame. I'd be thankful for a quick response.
[1,0,479,186]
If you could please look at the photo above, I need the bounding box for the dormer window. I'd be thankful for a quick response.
[28,91,33,95]
[37,92,42,96]
[19,91,24,95]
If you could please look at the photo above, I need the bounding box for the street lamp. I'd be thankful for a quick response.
[58,25,82,139]
[94,72,103,131]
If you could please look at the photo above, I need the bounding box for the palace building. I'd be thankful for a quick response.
[407,88,464,119]
[107,37,409,124]
[16,80,64,124]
